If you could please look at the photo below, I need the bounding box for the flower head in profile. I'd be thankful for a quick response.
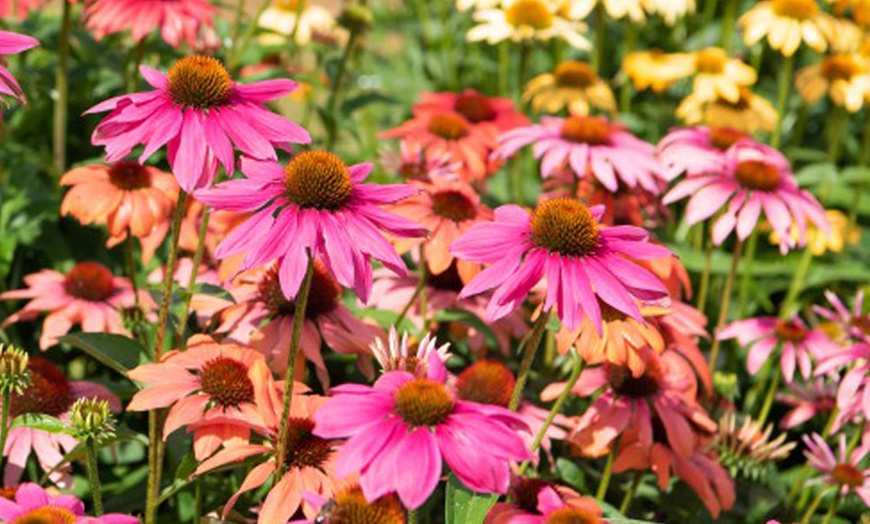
[716,412,795,480]
[0,30,39,110]
[380,141,460,182]
[313,354,531,509]
[487,484,604,523]
[60,162,179,264]
[370,328,452,375]
[197,152,425,303]
[740,0,839,56]
[677,87,778,133]
[0,263,142,349]
[452,200,671,333]
[796,53,870,112]
[87,56,310,193]
[413,89,529,134]
[815,342,870,423]
[657,126,763,180]
[523,60,616,116]
[814,290,870,343]
[777,378,837,429]
[291,484,406,524]
[0,483,138,523]
[467,0,591,50]
[497,116,670,194]
[258,0,343,46]
[84,0,217,49]
[803,433,870,504]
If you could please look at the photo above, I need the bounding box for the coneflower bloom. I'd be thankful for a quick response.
[369,328,452,375]
[87,56,310,193]
[380,140,460,182]
[290,485,406,524]
[0,483,138,523]
[716,412,796,479]
[657,126,761,179]
[663,142,829,253]
[2,358,120,487]
[258,0,342,47]
[676,86,778,133]
[313,354,530,509]
[815,342,870,422]
[452,199,671,332]
[0,263,141,349]
[776,378,837,429]
[796,52,870,112]
[60,162,179,264]
[719,316,839,383]
[523,60,617,116]
[814,290,870,344]
[496,116,670,193]
[487,485,604,523]
[739,0,839,56]
[390,179,493,275]
[0,0,45,20]
[0,30,38,110]
[197,153,424,302]
[803,433,870,505]
[84,0,218,49]
[467,0,592,50]
[412,89,529,134]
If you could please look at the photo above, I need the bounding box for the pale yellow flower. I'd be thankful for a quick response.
[642,0,696,25]
[739,0,839,56]
[826,0,870,51]
[677,87,778,133]
[258,0,342,46]
[795,53,870,111]
[467,0,592,50]
[769,209,859,255]
[523,60,616,115]
[456,0,500,11]
[623,50,694,92]
[566,0,645,21]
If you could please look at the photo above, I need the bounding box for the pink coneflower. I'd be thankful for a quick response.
[451,199,671,333]
[87,56,310,192]
[777,378,837,429]
[370,327,452,375]
[815,342,870,423]
[197,152,425,302]
[0,30,38,109]
[214,261,382,386]
[0,262,141,349]
[664,142,829,253]
[413,89,529,134]
[0,0,45,20]
[657,126,760,179]
[84,0,217,49]
[814,290,870,344]
[719,316,839,383]
[313,354,531,509]
[803,433,870,505]
[487,485,604,523]
[2,358,120,487]
[496,115,670,193]
[0,483,138,523]
[60,162,179,264]
[290,484,406,524]
[380,140,460,182]
[390,179,493,275]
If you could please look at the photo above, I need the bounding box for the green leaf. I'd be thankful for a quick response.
[11,413,72,434]
[60,332,146,376]
[445,473,498,524]
[600,500,659,523]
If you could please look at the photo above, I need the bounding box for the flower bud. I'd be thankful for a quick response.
[338,4,374,34]
[70,398,115,444]
[0,344,31,395]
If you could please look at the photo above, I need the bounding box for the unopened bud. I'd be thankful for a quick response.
[338,4,374,33]
[70,398,115,443]
[0,344,31,395]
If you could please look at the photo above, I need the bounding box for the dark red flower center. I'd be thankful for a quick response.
[10,358,74,418]
[0,487,16,501]
[510,477,553,514]
[554,61,596,88]
[427,262,464,292]
[775,320,808,343]
[456,360,515,408]
[735,160,781,191]
[167,56,232,109]
[694,48,728,74]
[11,507,77,524]
[560,116,613,146]
[199,356,255,408]
[282,417,332,470]
[821,54,864,81]
[850,316,870,335]
[63,262,116,302]
[606,362,661,398]
[545,507,602,524]
[454,92,497,123]
[108,162,152,190]
[832,463,865,488]
[708,127,747,150]
[284,151,354,211]
[530,198,601,257]
[427,113,470,141]
[393,378,454,427]
[430,189,477,222]
[505,0,553,29]
[258,261,341,319]
[317,485,406,524]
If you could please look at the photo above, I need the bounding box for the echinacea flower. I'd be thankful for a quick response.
[88,56,310,193]
[770,209,860,256]
[523,60,617,116]
[486,485,604,523]
[776,378,837,428]
[467,0,592,50]
[452,199,671,332]
[642,0,695,24]
[795,53,870,111]
[379,141,460,182]
[0,483,138,523]
[815,342,870,422]
[0,0,45,20]
[657,126,759,180]
[496,116,670,193]
[2,358,120,487]
[370,327,452,375]
[1,263,141,349]
[803,432,870,505]
[623,50,692,93]
[313,354,531,509]
[258,0,343,46]
[198,152,423,303]
[581,0,645,21]
[663,142,829,253]
[676,87,778,133]
[290,484,406,524]
[715,412,796,480]
[60,162,179,264]
[814,290,870,343]
[413,89,529,134]
[739,0,839,56]
[719,316,839,382]
[0,30,39,109]
[84,0,218,49]
[486,477,601,524]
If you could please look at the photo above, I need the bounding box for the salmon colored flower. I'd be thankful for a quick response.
[739,0,839,56]
[523,60,616,116]
[60,162,179,264]
[412,89,529,134]
[814,290,870,343]
[84,0,218,49]
[88,56,310,192]
[313,354,531,509]
[2,358,120,487]
[803,433,870,505]
[452,199,671,332]
[380,141,460,182]
[196,152,425,302]
[290,484,406,524]
[0,483,138,523]
[1,263,141,349]
[0,30,38,109]
[0,0,45,20]
[486,485,604,523]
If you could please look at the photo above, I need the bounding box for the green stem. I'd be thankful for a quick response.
[596,443,617,500]
[619,23,637,113]
[176,207,211,348]
[228,0,274,72]
[696,237,713,311]
[771,54,794,149]
[53,0,72,174]
[509,311,551,410]
[498,42,510,96]
[516,43,531,102]
[273,254,315,481]
[780,246,813,320]
[821,491,841,524]
[799,489,828,524]
[847,112,870,236]
[708,238,744,371]
[826,106,847,165]
[720,0,738,53]
[85,439,104,515]
[324,31,359,150]
[395,259,428,327]
[0,389,10,470]
[736,229,759,318]
[408,509,418,524]
[592,4,605,74]
[619,471,642,514]
[756,364,781,425]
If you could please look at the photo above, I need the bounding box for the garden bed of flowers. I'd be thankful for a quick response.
[2,0,870,522]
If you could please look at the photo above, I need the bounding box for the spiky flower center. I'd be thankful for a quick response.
[607,363,661,398]
[428,113,470,141]
[456,360,515,407]
[850,316,870,335]
[560,116,613,145]
[284,151,354,211]
[318,485,407,524]
[694,48,728,74]
[735,160,781,191]
[167,56,232,109]
[12,507,77,524]
[545,508,602,524]
[554,61,596,88]
[775,320,808,343]
[832,463,865,488]
[427,262,464,292]
[530,198,601,257]
[258,262,341,318]
[510,477,553,513]
[199,357,255,408]
[455,92,497,123]
[283,417,332,470]
[63,262,115,302]
[820,55,864,81]
[108,162,152,190]
[505,0,554,29]
[771,0,819,19]
[0,487,16,500]
[430,189,477,222]
[708,127,747,150]
[10,358,74,418]
[393,378,454,427]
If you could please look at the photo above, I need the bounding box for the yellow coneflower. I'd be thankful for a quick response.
[523,60,617,115]
[795,53,870,111]
[571,0,645,22]
[827,0,870,52]
[739,0,839,56]
[258,0,344,47]
[677,87,778,133]
[623,50,694,92]
[642,0,696,25]
[467,0,592,50]
[769,209,860,255]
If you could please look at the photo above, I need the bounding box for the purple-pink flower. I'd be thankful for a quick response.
[0,483,137,523]
[815,342,870,423]
[0,30,38,110]
[657,126,760,179]
[803,433,870,506]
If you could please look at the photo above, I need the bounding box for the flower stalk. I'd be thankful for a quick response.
[52,0,72,174]
[708,238,744,370]
[509,311,550,410]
